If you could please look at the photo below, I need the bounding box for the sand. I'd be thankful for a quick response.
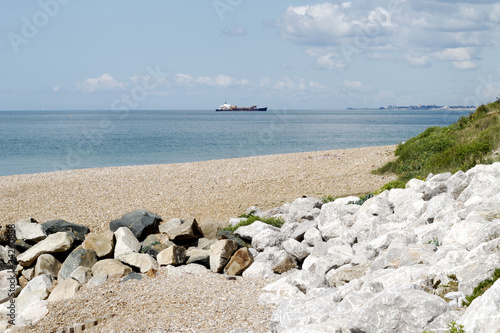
[0,145,397,232]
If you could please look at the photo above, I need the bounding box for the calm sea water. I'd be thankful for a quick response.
[0,109,473,177]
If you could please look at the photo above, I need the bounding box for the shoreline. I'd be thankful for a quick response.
[0,145,397,233]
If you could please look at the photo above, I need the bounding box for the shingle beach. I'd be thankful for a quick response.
[2,145,397,332]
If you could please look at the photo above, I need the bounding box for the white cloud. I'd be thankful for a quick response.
[52,86,60,92]
[343,80,363,90]
[261,76,327,92]
[405,53,431,68]
[76,73,125,93]
[176,73,247,88]
[452,61,477,70]
[275,1,500,71]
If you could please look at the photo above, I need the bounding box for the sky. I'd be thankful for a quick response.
[1,0,500,110]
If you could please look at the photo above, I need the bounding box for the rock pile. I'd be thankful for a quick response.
[249,162,500,333]
[1,162,499,332]
[0,211,245,330]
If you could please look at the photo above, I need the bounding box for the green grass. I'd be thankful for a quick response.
[462,268,500,306]
[376,99,500,182]
[423,321,466,333]
[223,213,285,233]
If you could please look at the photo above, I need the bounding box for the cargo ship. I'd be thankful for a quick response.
[216,101,267,111]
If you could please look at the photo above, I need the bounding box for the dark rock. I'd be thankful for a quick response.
[120,272,143,283]
[217,230,249,248]
[15,239,32,253]
[58,248,98,280]
[166,218,202,243]
[41,219,90,242]
[109,210,162,241]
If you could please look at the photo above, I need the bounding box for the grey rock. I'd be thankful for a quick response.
[282,238,309,261]
[120,272,143,283]
[303,228,323,246]
[17,232,74,267]
[58,248,97,280]
[234,221,280,241]
[370,245,436,272]
[286,197,322,223]
[272,251,297,274]
[349,289,449,333]
[251,228,285,251]
[69,266,93,284]
[19,274,53,298]
[459,279,500,333]
[289,220,318,241]
[326,262,370,288]
[114,227,141,258]
[87,273,108,288]
[41,219,90,242]
[109,209,161,241]
[210,239,238,272]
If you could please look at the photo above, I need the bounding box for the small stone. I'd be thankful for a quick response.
[91,259,132,279]
[17,232,74,267]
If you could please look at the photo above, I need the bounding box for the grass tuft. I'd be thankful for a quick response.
[375,99,500,182]
[223,213,285,233]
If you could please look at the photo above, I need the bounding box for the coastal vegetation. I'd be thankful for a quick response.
[223,211,285,233]
[375,98,500,183]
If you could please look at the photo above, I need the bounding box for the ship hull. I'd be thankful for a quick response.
[216,107,267,111]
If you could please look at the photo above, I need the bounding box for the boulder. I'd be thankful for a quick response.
[34,254,62,278]
[199,220,228,239]
[19,274,53,298]
[0,270,21,302]
[118,252,159,273]
[370,245,436,272]
[234,221,279,241]
[210,239,238,273]
[82,232,114,258]
[121,272,143,283]
[224,247,254,276]
[185,248,210,266]
[272,252,297,274]
[158,218,182,235]
[109,209,161,241]
[286,197,322,223]
[15,219,46,242]
[251,228,285,251]
[69,266,93,284]
[282,238,309,261]
[326,262,370,288]
[47,278,81,302]
[17,232,74,267]
[157,245,186,266]
[303,228,323,246]
[165,218,202,242]
[41,219,89,242]
[58,248,97,280]
[288,220,318,241]
[91,259,132,279]
[459,279,500,333]
[114,227,141,258]
[87,274,108,288]
[348,289,449,333]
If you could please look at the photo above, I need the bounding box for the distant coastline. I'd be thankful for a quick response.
[347,105,476,111]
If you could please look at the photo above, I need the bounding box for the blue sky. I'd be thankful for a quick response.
[1,0,500,110]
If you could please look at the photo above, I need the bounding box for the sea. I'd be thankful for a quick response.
[0,108,474,177]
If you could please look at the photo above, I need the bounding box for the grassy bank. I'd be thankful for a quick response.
[376,98,500,184]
